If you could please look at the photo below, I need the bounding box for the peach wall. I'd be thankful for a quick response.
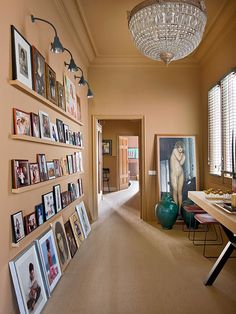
[0,1,89,313]
[89,65,202,221]
[200,21,236,191]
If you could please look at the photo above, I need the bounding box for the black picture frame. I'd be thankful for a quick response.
[35,203,44,226]
[24,212,37,235]
[12,159,30,189]
[56,118,65,143]
[102,140,112,155]
[42,191,56,221]
[45,63,57,104]
[32,46,46,97]
[11,25,33,89]
[53,184,62,213]
[37,154,48,182]
[11,210,25,243]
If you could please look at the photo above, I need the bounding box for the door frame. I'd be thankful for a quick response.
[92,115,146,221]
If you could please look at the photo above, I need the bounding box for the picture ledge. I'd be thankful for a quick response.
[9,79,84,126]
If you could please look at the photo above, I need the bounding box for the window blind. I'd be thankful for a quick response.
[208,85,221,175]
[221,71,236,177]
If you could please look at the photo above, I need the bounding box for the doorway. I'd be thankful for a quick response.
[92,116,145,221]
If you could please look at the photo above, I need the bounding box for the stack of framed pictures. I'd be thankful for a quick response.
[75,201,91,239]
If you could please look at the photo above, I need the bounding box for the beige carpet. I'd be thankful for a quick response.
[44,182,236,314]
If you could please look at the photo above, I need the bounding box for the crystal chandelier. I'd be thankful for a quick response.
[128,0,207,64]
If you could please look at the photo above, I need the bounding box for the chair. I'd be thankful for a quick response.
[103,168,110,193]
[183,205,206,240]
[193,213,223,258]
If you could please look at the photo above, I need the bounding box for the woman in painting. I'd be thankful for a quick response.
[170,141,186,216]
[46,238,57,283]
[55,222,69,265]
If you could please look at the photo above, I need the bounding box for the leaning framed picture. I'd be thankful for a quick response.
[11,25,33,89]
[31,113,40,138]
[35,204,44,226]
[56,118,65,143]
[24,212,37,235]
[9,243,48,314]
[29,163,41,185]
[32,46,46,97]
[46,161,56,180]
[39,110,51,140]
[35,228,62,294]
[11,210,25,243]
[53,184,62,213]
[37,154,48,182]
[42,191,56,221]
[13,108,31,136]
[64,221,78,258]
[75,201,91,239]
[102,140,112,155]
[69,212,84,248]
[56,81,65,110]
[156,135,199,218]
[12,159,30,188]
[45,64,57,104]
[64,74,77,119]
[51,216,71,272]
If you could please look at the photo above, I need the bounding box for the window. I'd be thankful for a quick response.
[208,70,236,176]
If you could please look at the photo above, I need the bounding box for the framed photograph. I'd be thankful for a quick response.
[12,159,30,188]
[102,140,112,155]
[78,178,83,196]
[75,201,91,239]
[60,157,68,176]
[24,212,37,235]
[39,110,51,140]
[37,154,48,182]
[63,124,69,144]
[56,81,65,110]
[53,159,62,178]
[128,147,139,159]
[68,183,76,202]
[46,161,56,180]
[11,25,33,89]
[42,191,55,221]
[51,216,71,272]
[9,243,48,313]
[53,184,62,213]
[50,123,59,142]
[156,135,198,218]
[64,221,78,258]
[61,191,71,208]
[36,229,61,294]
[75,151,83,173]
[35,204,44,226]
[76,95,82,121]
[29,163,41,185]
[13,108,31,136]
[11,210,25,243]
[64,74,77,119]
[31,113,40,138]
[69,213,84,248]
[32,46,46,97]
[45,64,57,104]
[67,155,74,174]
[56,118,65,143]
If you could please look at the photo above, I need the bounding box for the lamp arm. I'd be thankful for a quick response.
[64,48,73,59]
[31,15,58,36]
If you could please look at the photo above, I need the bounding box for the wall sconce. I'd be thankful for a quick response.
[31,14,64,53]
[75,76,94,98]
[64,48,78,72]
[74,73,86,86]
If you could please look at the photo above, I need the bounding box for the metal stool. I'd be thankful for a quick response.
[193,213,223,258]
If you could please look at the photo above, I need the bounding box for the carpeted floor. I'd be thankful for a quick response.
[44,182,236,314]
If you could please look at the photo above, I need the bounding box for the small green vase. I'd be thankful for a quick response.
[181,199,199,229]
[155,193,178,230]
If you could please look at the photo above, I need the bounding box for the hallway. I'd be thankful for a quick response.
[44,183,236,314]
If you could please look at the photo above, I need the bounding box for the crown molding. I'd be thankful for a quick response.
[53,0,96,66]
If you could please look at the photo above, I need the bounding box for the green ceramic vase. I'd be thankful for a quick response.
[181,199,199,229]
[155,193,178,230]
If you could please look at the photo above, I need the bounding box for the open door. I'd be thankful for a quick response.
[96,122,103,203]
[118,136,129,190]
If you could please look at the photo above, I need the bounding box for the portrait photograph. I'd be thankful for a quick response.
[13,108,31,136]
[102,140,112,155]
[68,183,76,202]
[56,118,65,143]
[9,243,47,314]
[45,64,57,104]
[64,74,77,119]
[75,201,91,239]
[29,163,41,185]
[56,81,65,110]
[31,113,40,138]
[50,123,58,142]
[46,161,56,180]
[53,159,62,178]
[78,178,83,196]
[24,212,37,235]
[36,229,61,294]
[42,191,56,221]
[39,110,51,140]
[61,191,71,209]
[63,124,69,144]
[37,154,48,182]
[52,216,71,272]
[64,221,78,258]
[156,135,198,218]
[11,25,33,89]
[35,204,44,226]
[60,157,68,176]
[53,184,62,213]
[12,159,30,189]
[67,155,74,174]
[32,46,46,97]
[69,212,84,248]
[11,210,25,243]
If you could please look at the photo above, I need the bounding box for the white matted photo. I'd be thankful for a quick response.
[9,243,48,314]
[36,229,62,294]
[75,201,91,239]
[11,25,33,89]
[39,111,51,140]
